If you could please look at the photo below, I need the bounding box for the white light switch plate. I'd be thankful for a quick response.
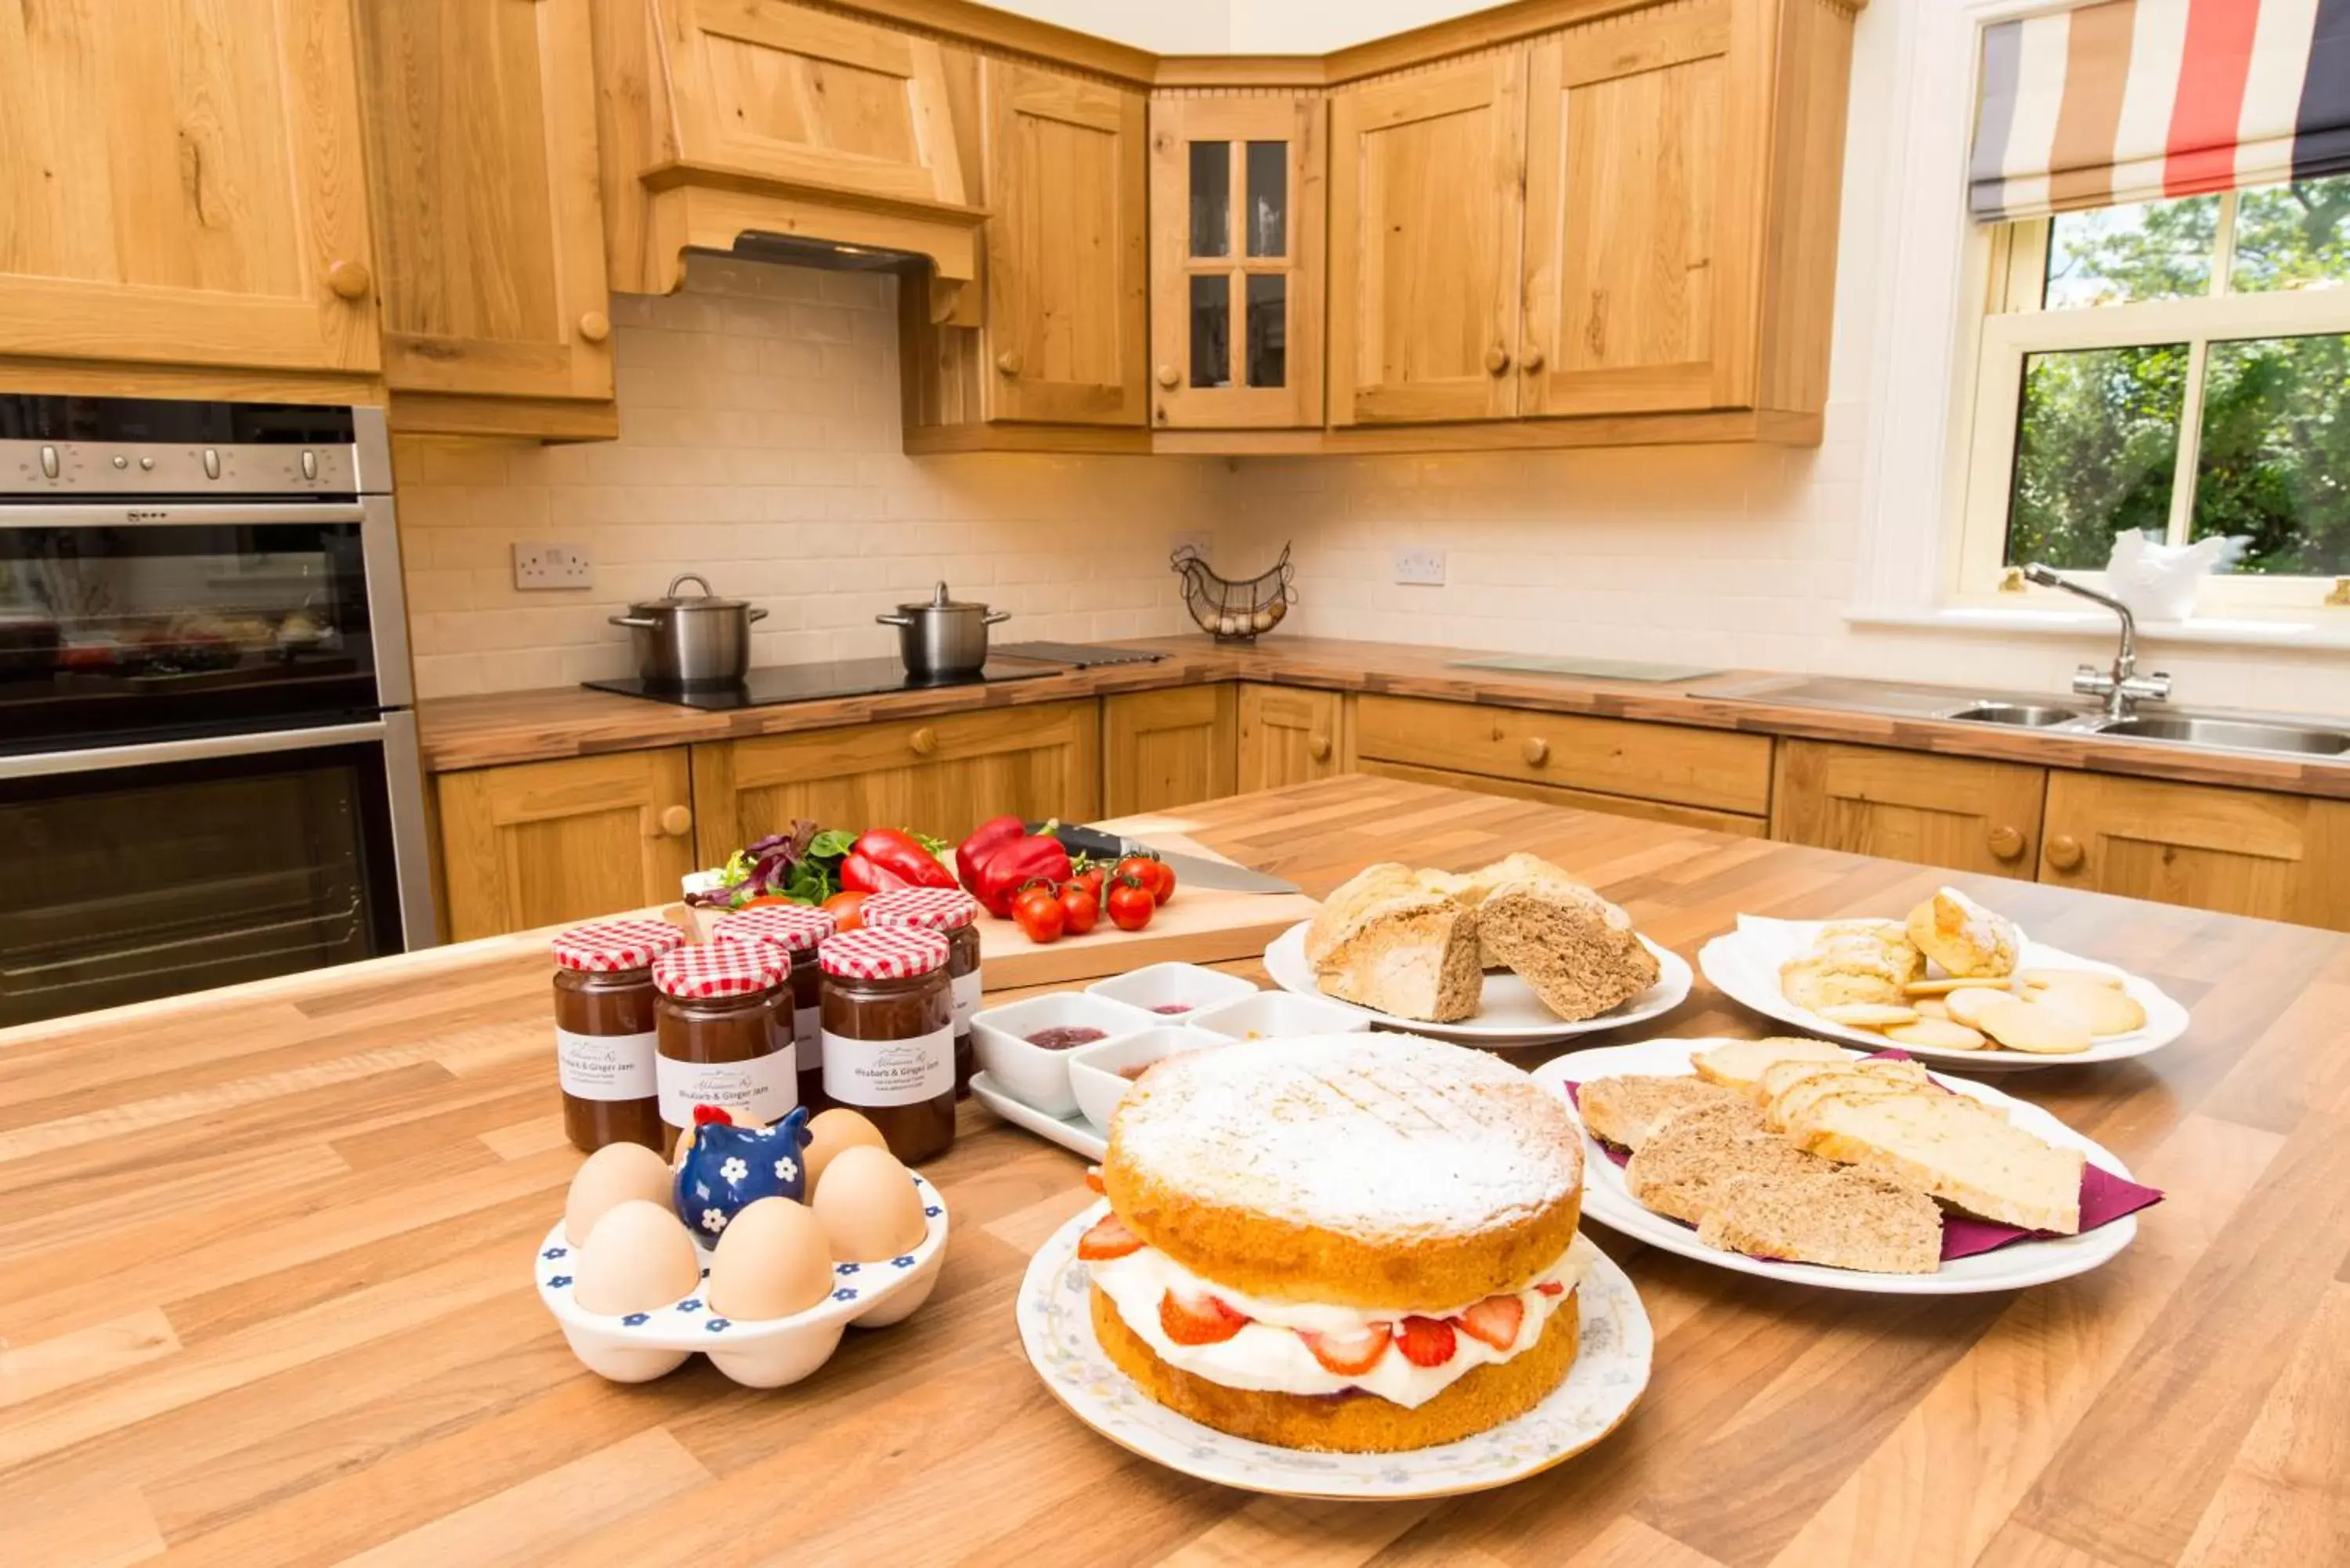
[1394,547,1446,587]
[513,541,592,591]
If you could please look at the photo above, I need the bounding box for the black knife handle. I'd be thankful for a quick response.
[1030,822,1127,862]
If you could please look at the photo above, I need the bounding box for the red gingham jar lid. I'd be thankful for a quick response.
[819,927,949,981]
[710,903,837,954]
[653,941,787,999]
[551,918,685,974]
[863,887,977,931]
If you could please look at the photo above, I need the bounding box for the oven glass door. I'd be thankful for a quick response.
[0,740,403,1026]
[0,502,385,754]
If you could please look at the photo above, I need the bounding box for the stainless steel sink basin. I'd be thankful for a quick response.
[1943,703,2085,727]
[2088,715,2350,756]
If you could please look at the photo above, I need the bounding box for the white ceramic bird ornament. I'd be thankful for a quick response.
[2103,529,2243,621]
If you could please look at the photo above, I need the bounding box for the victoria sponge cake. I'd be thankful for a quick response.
[1079,1033,1595,1452]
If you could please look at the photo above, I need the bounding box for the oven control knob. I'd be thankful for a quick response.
[202,448,221,480]
[139,456,155,471]
[38,444,58,479]
[112,454,128,469]
[300,450,318,481]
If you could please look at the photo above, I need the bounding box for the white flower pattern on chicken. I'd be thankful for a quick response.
[700,1207,728,1234]
[720,1157,747,1183]
[774,1155,799,1183]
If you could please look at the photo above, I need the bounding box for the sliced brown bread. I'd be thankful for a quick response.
[1754,1054,1869,1109]
[1578,1074,1746,1151]
[1695,1167,1943,1274]
[1623,1101,1820,1225]
[1476,880,1660,1023]
[1792,1091,2084,1233]
[1762,1060,1932,1134]
[1693,1037,1853,1097]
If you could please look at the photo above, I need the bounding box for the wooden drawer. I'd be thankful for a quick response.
[1237,684,1348,793]
[1772,739,2044,879]
[2040,771,2350,930]
[1356,758,1764,836]
[1352,693,1770,815]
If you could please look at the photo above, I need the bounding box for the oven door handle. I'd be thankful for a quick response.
[0,720,390,780]
[0,500,371,527]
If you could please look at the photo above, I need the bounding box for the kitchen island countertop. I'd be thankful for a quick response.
[2,774,2344,1566]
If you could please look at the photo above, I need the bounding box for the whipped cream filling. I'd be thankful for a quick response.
[1086,1218,1597,1410]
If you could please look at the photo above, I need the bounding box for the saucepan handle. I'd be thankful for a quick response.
[609,615,659,629]
[876,612,913,627]
[747,608,768,623]
[983,610,1011,625]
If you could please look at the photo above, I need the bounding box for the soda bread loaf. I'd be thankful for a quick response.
[1474,875,1659,1023]
[1303,864,1484,1023]
[1694,1168,1943,1274]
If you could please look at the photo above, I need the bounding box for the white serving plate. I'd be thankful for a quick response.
[534,1172,949,1387]
[971,1069,1106,1160]
[1698,913,2189,1071]
[1530,1039,2140,1294]
[1017,1204,1652,1499]
[1262,922,1692,1045]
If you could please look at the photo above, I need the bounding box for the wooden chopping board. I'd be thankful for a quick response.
[974,812,1318,990]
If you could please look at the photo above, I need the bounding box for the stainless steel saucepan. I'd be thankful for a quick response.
[609,573,766,688]
[877,581,1010,680]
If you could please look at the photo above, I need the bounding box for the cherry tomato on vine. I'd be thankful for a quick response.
[1013,882,1065,943]
[1106,873,1155,932]
[1057,880,1100,935]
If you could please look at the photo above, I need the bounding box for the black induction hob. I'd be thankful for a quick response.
[584,656,1064,710]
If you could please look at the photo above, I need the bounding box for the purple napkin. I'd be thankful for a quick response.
[1559,1065,2162,1265]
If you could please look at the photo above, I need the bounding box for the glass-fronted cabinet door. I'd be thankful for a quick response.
[1148,93,1325,430]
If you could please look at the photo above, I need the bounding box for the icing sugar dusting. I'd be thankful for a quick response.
[1113,1033,1580,1239]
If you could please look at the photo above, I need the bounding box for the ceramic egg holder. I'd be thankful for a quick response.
[535,1171,949,1388]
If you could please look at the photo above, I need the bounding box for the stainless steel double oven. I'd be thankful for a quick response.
[0,397,433,1027]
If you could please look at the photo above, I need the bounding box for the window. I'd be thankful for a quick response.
[1957,174,2350,611]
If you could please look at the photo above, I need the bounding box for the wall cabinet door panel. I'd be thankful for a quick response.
[1770,740,2045,880]
[1236,685,1347,793]
[2039,772,2350,931]
[1327,52,1526,425]
[437,751,698,941]
[1103,688,1239,816]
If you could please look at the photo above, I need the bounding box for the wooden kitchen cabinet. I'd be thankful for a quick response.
[1326,51,1527,426]
[0,0,380,383]
[1771,740,2047,880]
[436,750,698,941]
[1147,93,1325,429]
[2039,772,2350,931]
[1236,684,1347,793]
[692,702,1101,862]
[1102,688,1238,816]
[982,60,1150,425]
[355,0,617,440]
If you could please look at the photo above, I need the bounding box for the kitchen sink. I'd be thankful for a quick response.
[2088,715,2350,756]
[1941,703,2085,728]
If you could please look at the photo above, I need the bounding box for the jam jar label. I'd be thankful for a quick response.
[951,970,982,1035]
[556,1028,658,1102]
[822,1026,953,1107]
[657,1048,798,1129]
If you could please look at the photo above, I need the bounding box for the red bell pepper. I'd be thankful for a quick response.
[840,828,956,894]
[971,830,1072,918]
[956,815,1027,893]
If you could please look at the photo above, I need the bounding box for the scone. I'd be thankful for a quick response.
[1780,948,1911,1012]
[1906,886,2019,980]
[1307,865,1484,1021]
[1474,873,1659,1022]
[1089,1034,1592,1452]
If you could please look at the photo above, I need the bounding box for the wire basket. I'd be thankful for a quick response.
[1171,543,1295,645]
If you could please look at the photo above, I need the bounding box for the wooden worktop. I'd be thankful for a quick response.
[4,775,2341,1565]
[415,634,2350,800]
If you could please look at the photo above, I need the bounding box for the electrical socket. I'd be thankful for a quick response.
[513,541,592,591]
[1393,547,1446,587]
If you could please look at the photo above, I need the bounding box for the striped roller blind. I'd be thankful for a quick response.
[1969,0,2350,221]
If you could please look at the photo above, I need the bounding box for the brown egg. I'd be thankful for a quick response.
[572,1199,700,1315]
[804,1107,888,1192]
[707,1198,834,1320]
[564,1141,674,1247]
[810,1144,927,1262]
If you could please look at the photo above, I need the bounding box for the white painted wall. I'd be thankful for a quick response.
[980,0,1512,55]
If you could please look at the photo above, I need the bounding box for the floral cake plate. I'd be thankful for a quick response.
[1014,1205,1651,1500]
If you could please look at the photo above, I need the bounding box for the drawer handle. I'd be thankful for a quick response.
[657,804,693,838]
[2044,833,2084,872]
[1520,346,1546,374]
[1155,363,1180,388]
[996,350,1023,377]
[1307,733,1332,761]
[1521,735,1550,767]
[1483,343,1512,377]
[577,310,612,344]
[909,725,940,756]
[327,259,372,300]
[1987,825,2026,862]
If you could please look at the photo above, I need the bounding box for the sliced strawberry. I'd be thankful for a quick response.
[1395,1314,1456,1367]
[1535,1281,1566,1298]
[1076,1212,1144,1261]
[1083,1167,1107,1195]
[1299,1322,1391,1376]
[1457,1294,1525,1351]
[1159,1290,1249,1345]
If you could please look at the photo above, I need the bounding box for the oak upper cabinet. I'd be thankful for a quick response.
[1236,685,1347,793]
[1148,94,1325,429]
[436,750,699,941]
[983,60,1149,425]
[355,0,616,439]
[1102,688,1239,816]
[1326,52,1527,425]
[2039,773,2350,931]
[0,0,380,379]
[1771,740,2047,880]
[692,703,1101,862]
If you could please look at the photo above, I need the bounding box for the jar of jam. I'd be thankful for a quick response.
[818,927,956,1163]
[650,941,796,1154]
[863,886,982,1097]
[550,918,684,1154]
[710,903,837,1112]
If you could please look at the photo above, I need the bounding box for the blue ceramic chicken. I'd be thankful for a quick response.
[673,1104,812,1242]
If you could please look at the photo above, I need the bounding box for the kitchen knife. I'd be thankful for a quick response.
[1031,822,1300,895]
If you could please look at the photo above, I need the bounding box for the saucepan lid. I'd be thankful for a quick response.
[629,573,748,612]
[892,581,993,616]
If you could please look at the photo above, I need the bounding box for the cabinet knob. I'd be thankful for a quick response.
[1521,347,1545,374]
[1483,344,1512,377]
[1987,824,2026,862]
[1155,363,1180,388]
[1307,733,1332,761]
[326,259,372,301]
[657,804,692,838]
[2044,833,2084,872]
[996,350,1023,377]
[909,725,940,756]
[577,310,611,344]
[1521,735,1550,767]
